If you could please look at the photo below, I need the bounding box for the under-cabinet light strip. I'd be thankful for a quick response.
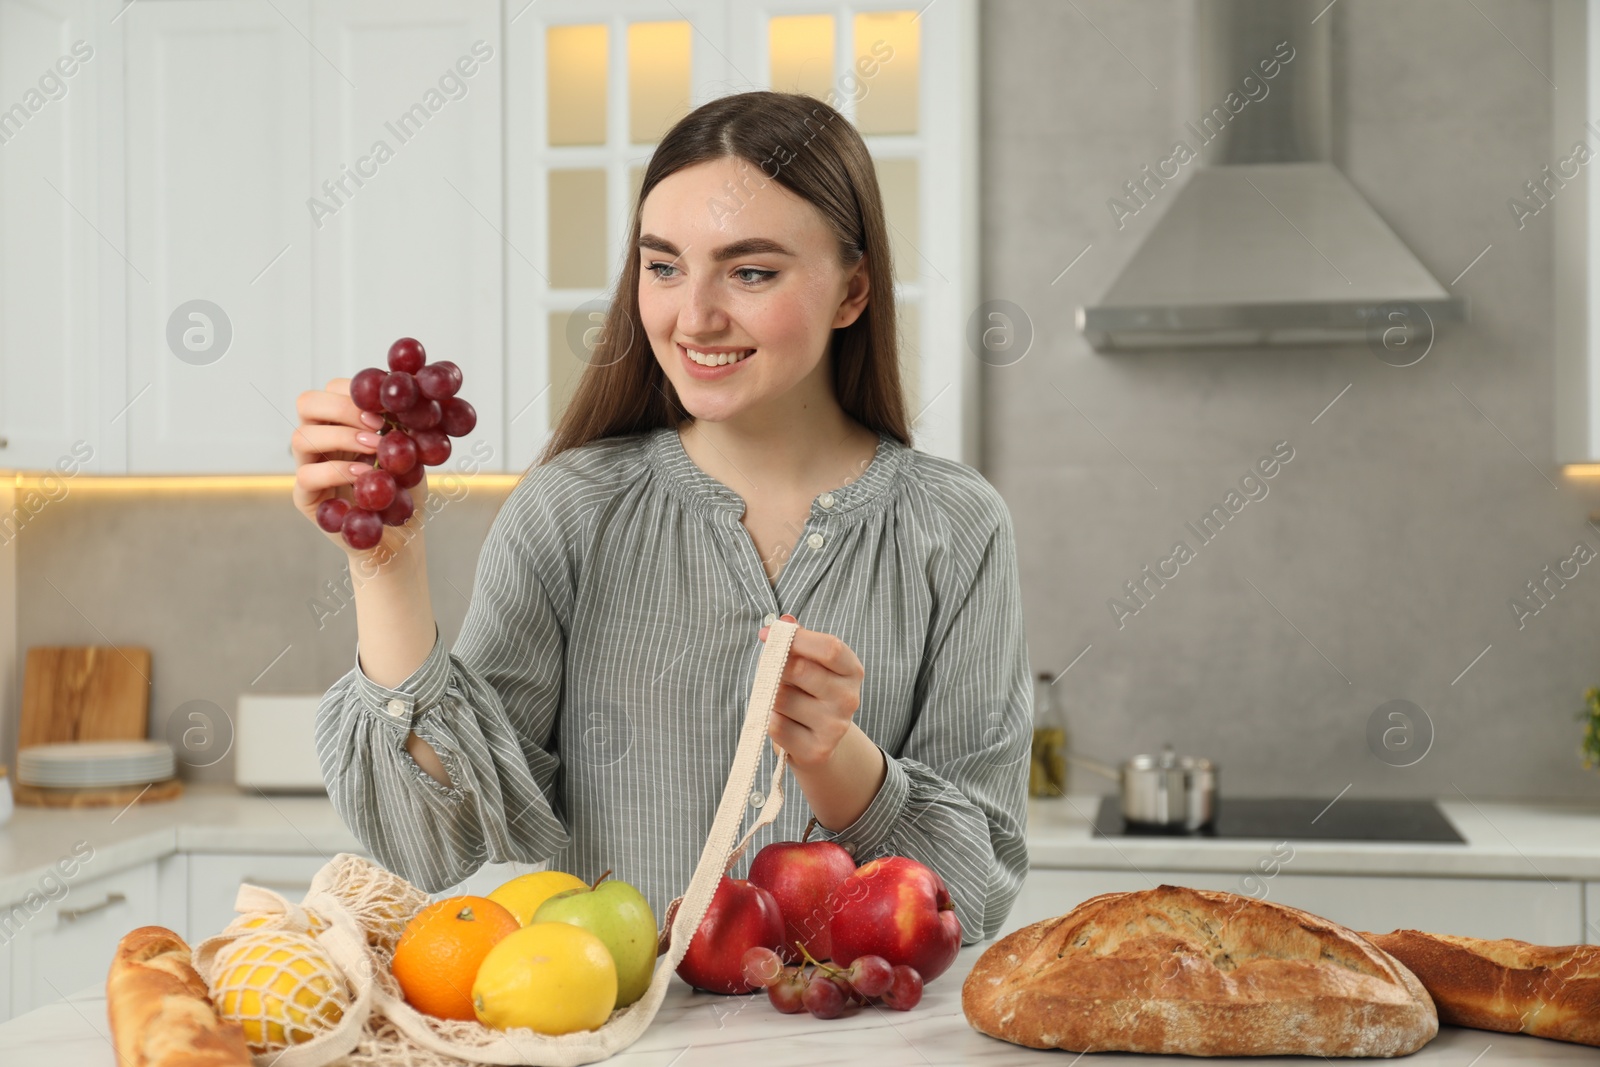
[0,473,523,491]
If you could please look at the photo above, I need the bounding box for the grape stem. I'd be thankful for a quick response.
[795,941,847,982]
[368,415,399,471]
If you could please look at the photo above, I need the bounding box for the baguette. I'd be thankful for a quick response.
[106,926,251,1067]
[963,885,1437,1057]
[1364,929,1600,1047]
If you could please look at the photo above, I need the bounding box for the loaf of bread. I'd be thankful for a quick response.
[1364,929,1600,1047]
[962,885,1437,1057]
[107,926,251,1067]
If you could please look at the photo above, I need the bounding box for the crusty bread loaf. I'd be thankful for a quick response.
[1364,929,1600,1047]
[962,885,1437,1057]
[107,926,251,1067]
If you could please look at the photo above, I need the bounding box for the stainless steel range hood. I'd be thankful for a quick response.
[1078,0,1464,351]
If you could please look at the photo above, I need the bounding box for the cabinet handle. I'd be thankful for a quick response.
[58,892,126,923]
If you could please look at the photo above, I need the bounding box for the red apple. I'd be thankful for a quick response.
[748,833,856,963]
[828,856,961,983]
[675,876,785,994]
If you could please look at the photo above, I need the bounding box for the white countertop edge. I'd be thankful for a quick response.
[1028,840,1600,880]
[0,786,363,907]
[3,957,1597,1066]
[1024,794,1600,881]
[3,787,1599,910]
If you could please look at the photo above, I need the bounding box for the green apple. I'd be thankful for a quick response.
[532,870,657,1009]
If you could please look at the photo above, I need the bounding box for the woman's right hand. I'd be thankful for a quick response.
[293,377,429,565]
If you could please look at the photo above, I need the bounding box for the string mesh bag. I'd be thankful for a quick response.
[194,619,802,1067]
[208,928,353,1054]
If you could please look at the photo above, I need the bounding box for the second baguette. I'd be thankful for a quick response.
[1364,929,1600,1048]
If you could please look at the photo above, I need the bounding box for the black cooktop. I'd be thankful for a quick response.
[1091,795,1464,843]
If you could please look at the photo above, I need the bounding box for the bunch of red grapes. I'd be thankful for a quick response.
[740,945,923,1019]
[315,337,477,551]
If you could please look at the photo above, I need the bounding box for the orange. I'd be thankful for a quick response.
[390,895,520,1021]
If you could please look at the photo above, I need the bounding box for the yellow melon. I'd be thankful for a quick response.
[211,930,348,1052]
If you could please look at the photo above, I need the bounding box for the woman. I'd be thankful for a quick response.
[293,91,1031,944]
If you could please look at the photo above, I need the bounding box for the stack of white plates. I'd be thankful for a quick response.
[17,740,175,789]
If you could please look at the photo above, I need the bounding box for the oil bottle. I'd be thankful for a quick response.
[1029,670,1068,798]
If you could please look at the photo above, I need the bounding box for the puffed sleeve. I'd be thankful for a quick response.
[807,487,1032,943]
[313,471,577,892]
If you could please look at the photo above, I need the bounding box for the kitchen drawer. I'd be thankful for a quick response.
[7,862,161,1017]
[188,853,544,941]
[187,852,334,943]
[1008,869,1585,943]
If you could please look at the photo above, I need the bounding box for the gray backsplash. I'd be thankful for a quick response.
[3,484,510,785]
[3,1,1597,803]
[984,0,1600,800]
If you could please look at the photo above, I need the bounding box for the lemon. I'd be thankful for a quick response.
[488,870,589,926]
[211,931,348,1052]
[472,922,617,1035]
[230,910,329,936]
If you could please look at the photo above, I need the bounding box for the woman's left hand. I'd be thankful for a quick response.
[758,614,865,770]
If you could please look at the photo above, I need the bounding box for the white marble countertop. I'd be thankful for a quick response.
[0,784,361,906]
[1,943,1594,1065]
[3,788,1600,1061]
[5,787,1600,910]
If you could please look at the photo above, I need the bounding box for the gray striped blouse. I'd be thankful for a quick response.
[314,424,1032,944]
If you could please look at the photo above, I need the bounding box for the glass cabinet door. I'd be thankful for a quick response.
[508,1,975,466]
[508,4,713,451]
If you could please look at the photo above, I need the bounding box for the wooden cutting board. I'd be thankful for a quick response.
[18,645,152,749]
[12,778,182,808]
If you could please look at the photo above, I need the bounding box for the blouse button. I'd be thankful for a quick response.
[762,612,777,626]
[385,698,409,719]
[806,533,825,550]
[818,492,836,509]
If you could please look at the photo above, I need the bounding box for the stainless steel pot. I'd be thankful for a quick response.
[1068,744,1218,830]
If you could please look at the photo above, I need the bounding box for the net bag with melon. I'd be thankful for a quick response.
[192,619,801,1067]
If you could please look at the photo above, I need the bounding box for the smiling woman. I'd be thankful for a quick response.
[537,91,906,464]
[312,90,1032,946]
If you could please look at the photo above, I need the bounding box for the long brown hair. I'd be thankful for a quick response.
[534,90,910,468]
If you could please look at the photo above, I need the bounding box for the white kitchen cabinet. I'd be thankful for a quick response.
[306,0,504,473]
[5,0,507,476]
[156,853,188,940]
[0,934,10,1023]
[6,860,160,1017]
[1553,1,1600,465]
[123,0,503,475]
[1008,868,1586,945]
[187,851,337,943]
[122,0,315,475]
[7,0,979,476]
[186,853,549,942]
[0,0,120,475]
